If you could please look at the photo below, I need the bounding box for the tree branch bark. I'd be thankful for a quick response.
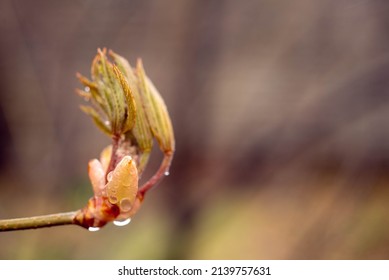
[0,211,80,231]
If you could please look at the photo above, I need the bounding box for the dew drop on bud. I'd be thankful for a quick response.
[84,86,90,92]
[120,198,132,212]
[109,195,118,204]
[88,227,100,232]
[113,218,131,227]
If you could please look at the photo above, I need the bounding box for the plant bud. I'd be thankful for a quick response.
[77,48,136,137]
[136,59,175,154]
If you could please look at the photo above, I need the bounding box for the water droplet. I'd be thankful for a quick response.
[164,171,170,176]
[104,120,110,126]
[120,198,132,212]
[113,218,131,227]
[109,195,118,204]
[88,227,100,232]
[84,86,90,92]
[107,172,113,182]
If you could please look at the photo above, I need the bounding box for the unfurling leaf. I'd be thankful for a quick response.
[77,48,137,136]
[79,105,111,135]
[136,59,175,154]
[112,64,136,134]
[109,50,153,174]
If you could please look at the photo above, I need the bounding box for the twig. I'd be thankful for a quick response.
[0,211,80,232]
[139,152,173,196]
[105,134,121,179]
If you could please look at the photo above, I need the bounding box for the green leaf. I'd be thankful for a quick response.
[136,59,175,154]
[79,105,112,135]
[109,51,154,173]
[113,64,136,133]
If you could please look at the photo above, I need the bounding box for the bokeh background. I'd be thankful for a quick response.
[1,0,389,259]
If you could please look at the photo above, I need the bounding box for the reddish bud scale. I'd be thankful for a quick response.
[74,197,120,228]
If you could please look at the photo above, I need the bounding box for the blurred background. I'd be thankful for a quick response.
[0,0,389,259]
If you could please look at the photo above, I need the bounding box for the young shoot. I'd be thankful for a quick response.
[0,48,175,231]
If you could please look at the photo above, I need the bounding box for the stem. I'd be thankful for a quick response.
[139,151,173,196]
[0,211,79,232]
[105,134,121,180]
[137,150,151,177]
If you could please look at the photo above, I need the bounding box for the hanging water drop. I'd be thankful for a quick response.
[113,218,131,227]
[120,198,132,212]
[84,86,90,92]
[164,171,170,176]
[88,227,100,232]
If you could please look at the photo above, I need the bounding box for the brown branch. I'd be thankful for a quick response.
[0,211,80,232]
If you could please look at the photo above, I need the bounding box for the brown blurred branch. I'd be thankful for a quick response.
[0,211,80,231]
